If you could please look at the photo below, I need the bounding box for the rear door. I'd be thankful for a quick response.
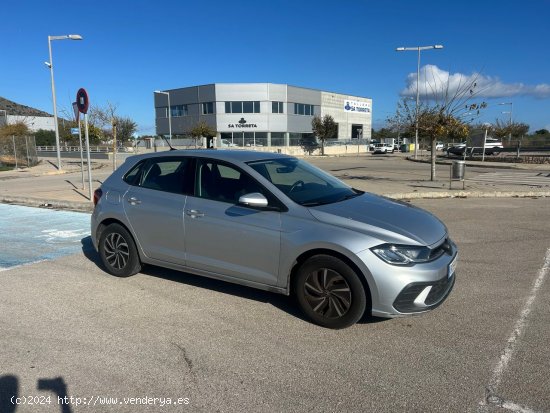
[123,156,191,265]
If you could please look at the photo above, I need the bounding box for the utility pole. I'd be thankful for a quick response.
[112,118,117,171]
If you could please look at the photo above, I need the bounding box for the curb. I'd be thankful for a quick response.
[0,196,93,213]
[406,156,518,169]
[385,190,550,200]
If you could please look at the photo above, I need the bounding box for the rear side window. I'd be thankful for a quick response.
[123,160,145,186]
[124,157,191,194]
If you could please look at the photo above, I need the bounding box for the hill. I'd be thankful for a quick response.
[0,97,52,117]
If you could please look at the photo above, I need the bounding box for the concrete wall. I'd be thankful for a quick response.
[7,115,55,132]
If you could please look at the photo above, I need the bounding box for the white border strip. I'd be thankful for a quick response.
[479,248,550,412]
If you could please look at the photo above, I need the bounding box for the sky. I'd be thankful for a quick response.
[1,0,549,135]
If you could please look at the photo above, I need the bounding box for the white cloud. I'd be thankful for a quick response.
[400,65,550,100]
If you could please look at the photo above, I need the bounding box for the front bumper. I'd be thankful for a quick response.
[356,240,458,318]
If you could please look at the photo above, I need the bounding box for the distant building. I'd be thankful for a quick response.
[154,83,372,147]
[1,114,55,132]
[0,97,55,132]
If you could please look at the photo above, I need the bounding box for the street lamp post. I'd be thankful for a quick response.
[396,44,443,159]
[154,90,172,143]
[499,102,513,144]
[46,34,83,170]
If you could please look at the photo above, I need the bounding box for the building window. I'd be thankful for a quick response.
[225,101,260,114]
[293,103,314,116]
[272,101,284,114]
[202,102,214,115]
[171,105,188,117]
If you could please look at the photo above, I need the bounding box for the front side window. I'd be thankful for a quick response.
[195,160,266,204]
[247,158,360,206]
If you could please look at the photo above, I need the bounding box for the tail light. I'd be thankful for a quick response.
[93,188,103,206]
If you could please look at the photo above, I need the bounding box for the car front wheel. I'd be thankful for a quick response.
[99,223,141,277]
[294,255,367,329]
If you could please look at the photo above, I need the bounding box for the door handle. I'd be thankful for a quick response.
[186,209,205,218]
[128,197,141,205]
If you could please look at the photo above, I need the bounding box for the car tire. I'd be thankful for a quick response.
[99,223,141,277]
[294,255,367,329]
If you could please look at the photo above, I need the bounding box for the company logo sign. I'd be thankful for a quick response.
[228,118,258,128]
[344,100,371,113]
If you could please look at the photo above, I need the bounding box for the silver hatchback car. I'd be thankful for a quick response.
[91,150,457,329]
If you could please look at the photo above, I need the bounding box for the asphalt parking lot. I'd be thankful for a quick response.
[0,198,548,413]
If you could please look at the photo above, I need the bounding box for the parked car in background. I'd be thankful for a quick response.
[91,150,457,329]
[372,143,394,154]
[428,141,444,151]
[220,139,238,147]
[446,139,503,157]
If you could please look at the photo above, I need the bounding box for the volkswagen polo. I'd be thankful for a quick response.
[91,150,457,329]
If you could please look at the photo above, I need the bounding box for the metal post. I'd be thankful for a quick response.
[25,136,30,167]
[482,127,488,162]
[12,136,18,169]
[414,47,420,160]
[78,119,85,189]
[47,37,62,170]
[84,113,93,201]
[167,93,172,143]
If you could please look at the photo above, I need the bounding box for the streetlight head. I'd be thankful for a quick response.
[396,47,405,51]
[68,34,83,40]
[44,61,52,68]
[434,44,444,49]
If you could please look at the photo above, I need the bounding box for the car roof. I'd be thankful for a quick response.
[125,149,294,164]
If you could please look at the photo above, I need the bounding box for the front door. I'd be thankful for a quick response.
[184,160,282,286]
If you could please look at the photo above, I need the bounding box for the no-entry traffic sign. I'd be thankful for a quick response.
[76,88,89,114]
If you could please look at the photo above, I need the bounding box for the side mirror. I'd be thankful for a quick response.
[238,192,268,208]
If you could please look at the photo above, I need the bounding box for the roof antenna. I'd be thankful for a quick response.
[159,135,176,151]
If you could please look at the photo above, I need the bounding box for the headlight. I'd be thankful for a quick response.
[371,244,434,265]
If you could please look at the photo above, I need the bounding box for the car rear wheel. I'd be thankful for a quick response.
[99,223,141,277]
[294,255,367,329]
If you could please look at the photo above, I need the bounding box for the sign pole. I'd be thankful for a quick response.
[78,119,85,189]
[73,102,84,189]
[84,113,93,201]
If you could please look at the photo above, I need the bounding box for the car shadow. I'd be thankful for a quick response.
[80,236,308,323]
[81,236,388,327]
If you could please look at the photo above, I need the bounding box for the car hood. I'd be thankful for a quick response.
[308,193,447,246]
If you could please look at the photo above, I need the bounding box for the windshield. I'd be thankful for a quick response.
[247,158,362,206]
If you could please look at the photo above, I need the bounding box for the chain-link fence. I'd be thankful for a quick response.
[0,135,39,168]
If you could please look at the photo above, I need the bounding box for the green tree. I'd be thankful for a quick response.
[34,129,56,146]
[311,115,337,155]
[388,75,487,180]
[116,117,138,143]
[493,120,530,144]
[189,121,216,148]
[0,122,29,138]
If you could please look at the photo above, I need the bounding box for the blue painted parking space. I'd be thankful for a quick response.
[0,204,91,270]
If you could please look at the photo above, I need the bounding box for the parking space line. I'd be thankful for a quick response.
[485,394,540,413]
[478,248,550,412]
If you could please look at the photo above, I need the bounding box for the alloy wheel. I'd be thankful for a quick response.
[304,268,352,319]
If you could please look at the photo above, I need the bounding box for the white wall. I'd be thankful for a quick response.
[7,115,55,132]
